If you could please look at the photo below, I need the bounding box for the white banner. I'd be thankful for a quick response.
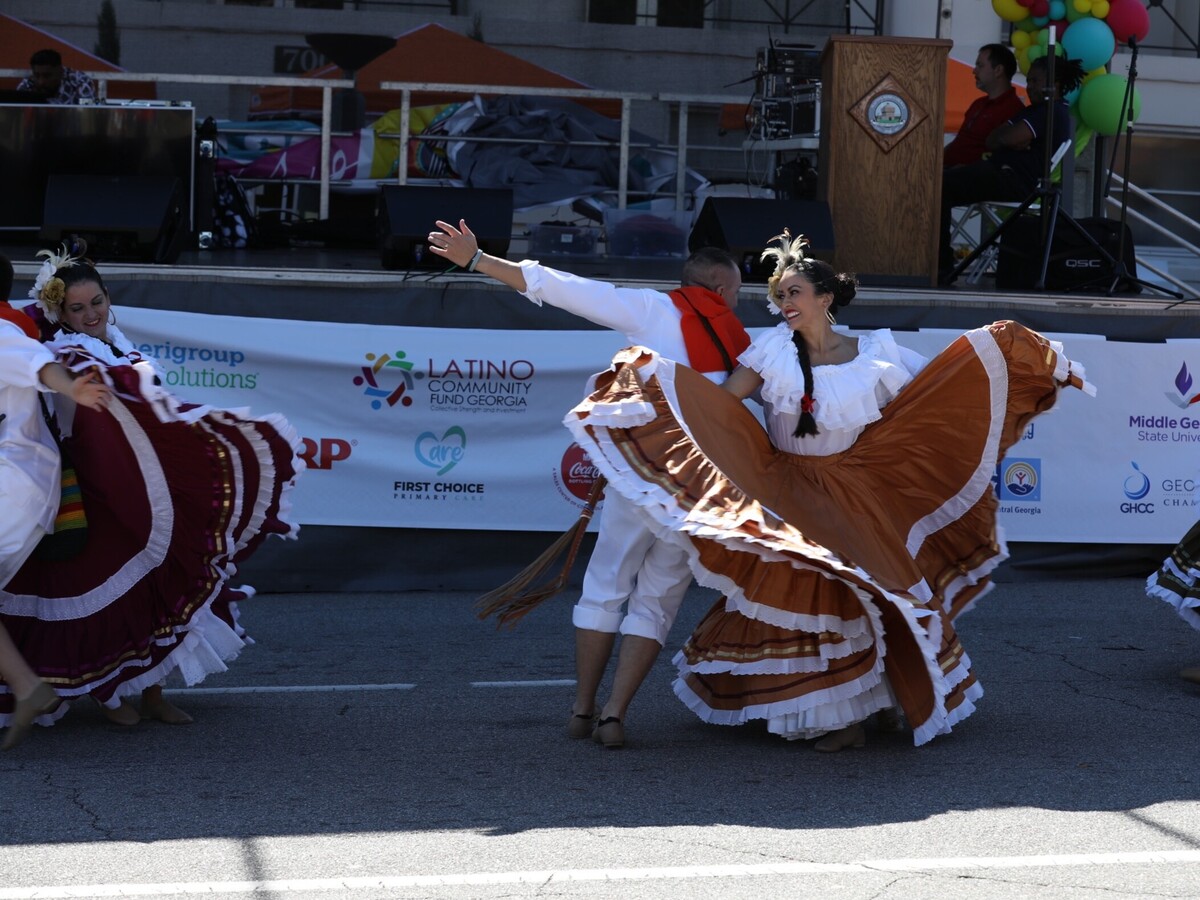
[113,308,1198,543]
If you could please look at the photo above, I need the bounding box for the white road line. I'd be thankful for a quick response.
[3,851,1200,898]
[163,684,416,695]
[161,680,573,695]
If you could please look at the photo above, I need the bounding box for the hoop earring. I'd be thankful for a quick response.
[826,309,836,325]
[108,310,117,326]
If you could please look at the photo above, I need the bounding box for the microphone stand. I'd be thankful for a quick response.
[1094,36,1182,299]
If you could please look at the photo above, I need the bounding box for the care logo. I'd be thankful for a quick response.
[353,350,425,410]
[1121,461,1154,514]
[415,426,466,476]
[1166,362,1200,410]
[997,458,1040,501]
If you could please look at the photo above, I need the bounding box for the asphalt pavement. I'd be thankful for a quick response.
[2,574,1199,899]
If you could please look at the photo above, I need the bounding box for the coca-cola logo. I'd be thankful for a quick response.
[559,443,602,501]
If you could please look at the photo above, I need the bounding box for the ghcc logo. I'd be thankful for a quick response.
[1121,461,1154,514]
[416,426,466,476]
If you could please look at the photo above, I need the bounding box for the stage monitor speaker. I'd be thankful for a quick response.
[689,197,834,282]
[378,185,513,271]
[996,215,1140,294]
[41,174,186,264]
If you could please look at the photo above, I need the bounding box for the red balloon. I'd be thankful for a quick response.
[1051,18,1068,38]
[1032,0,1050,15]
[1106,0,1151,43]
[1017,0,1035,7]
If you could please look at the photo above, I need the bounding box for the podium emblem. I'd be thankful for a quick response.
[850,74,928,153]
[866,94,908,134]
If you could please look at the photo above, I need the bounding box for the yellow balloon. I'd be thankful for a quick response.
[1092,0,1110,16]
[1012,30,1032,49]
[1017,48,1032,73]
[1073,0,1091,10]
[992,0,1030,22]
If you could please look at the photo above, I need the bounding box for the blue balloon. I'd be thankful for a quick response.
[1061,17,1116,71]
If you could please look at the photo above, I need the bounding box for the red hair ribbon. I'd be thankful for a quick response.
[800,394,814,414]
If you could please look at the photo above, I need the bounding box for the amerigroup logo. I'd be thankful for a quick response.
[353,350,425,411]
[136,339,259,390]
[1121,461,1154,515]
[995,458,1043,517]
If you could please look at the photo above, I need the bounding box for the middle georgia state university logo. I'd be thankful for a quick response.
[1166,362,1200,409]
[415,426,466,476]
[354,350,425,410]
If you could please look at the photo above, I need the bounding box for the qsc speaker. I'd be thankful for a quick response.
[689,197,834,282]
[378,185,513,271]
[996,215,1140,294]
[41,174,186,264]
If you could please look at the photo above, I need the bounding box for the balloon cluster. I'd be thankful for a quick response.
[991,0,1149,134]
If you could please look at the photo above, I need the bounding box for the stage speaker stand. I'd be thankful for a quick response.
[378,185,513,270]
[688,196,834,282]
[41,174,187,264]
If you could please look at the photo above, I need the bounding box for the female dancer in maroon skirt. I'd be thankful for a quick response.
[0,242,302,733]
[565,232,1094,751]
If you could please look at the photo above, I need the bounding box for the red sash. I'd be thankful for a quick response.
[0,303,39,341]
[668,286,750,375]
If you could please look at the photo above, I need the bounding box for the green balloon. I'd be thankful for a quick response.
[1078,74,1142,135]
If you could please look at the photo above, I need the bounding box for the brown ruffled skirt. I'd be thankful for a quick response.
[565,321,1092,745]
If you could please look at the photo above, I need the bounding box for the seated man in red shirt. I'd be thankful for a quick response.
[944,44,1025,169]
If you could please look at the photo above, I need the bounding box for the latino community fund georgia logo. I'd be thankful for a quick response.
[353,350,425,410]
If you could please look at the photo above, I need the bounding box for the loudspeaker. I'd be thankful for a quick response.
[41,174,186,264]
[996,215,1140,293]
[689,197,834,282]
[378,185,513,271]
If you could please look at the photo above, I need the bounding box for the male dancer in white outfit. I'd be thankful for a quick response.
[428,218,746,748]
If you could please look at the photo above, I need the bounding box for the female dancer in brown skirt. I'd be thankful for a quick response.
[564,231,1095,751]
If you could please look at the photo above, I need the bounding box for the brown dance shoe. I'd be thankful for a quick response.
[814,723,866,753]
[592,716,625,749]
[139,695,194,725]
[567,712,596,739]
[2,680,60,751]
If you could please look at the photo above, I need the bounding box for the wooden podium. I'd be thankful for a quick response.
[818,35,951,285]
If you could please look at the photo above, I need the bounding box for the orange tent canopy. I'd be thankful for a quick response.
[0,13,155,100]
[250,23,618,120]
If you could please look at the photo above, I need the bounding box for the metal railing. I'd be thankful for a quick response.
[1105,173,1200,296]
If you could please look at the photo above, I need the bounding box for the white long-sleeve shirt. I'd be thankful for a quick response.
[0,319,59,588]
